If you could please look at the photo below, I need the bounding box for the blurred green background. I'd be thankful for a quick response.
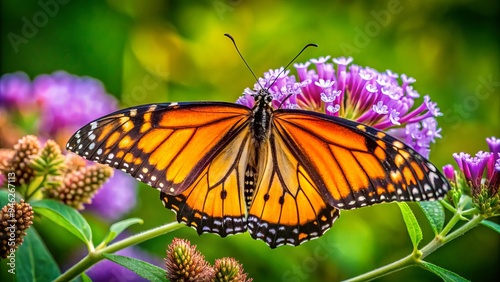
[1,0,499,281]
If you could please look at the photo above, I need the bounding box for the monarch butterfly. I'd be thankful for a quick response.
[66,36,449,248]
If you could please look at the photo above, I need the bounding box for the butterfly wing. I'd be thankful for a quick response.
[67,102,254,237]
[272,109,450,210]
[247,129,340,248]
[160,126,251,237]
[66,102,251,195]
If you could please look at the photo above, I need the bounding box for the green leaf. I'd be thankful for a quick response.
[481,219,500,234]
[102,253,167,282]
[30,199,92,246]
[397,202,423,249]
[16,227,60,282]
[0,189,11,206]
[420,261,470,282]
[101,218,144,246]
[0,188,24,207]
[418,201,445,234]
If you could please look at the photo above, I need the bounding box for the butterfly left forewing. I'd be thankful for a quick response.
[272,110,450,210]
[66,102,251,195]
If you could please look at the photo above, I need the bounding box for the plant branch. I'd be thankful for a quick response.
[344,214,485,281]
[55,221,184,282]
[343,252,416,282]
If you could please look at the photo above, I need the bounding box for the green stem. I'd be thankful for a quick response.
[435,215,484,247]
[439,210,462,237]
[343,253,416,282]
[55,221,184,282]
[461,208,479,216]
[24,174,47,202]
[344,214,485,281]
[440,200,456,213]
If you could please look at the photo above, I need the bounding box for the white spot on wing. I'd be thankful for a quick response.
[130,109,137,117]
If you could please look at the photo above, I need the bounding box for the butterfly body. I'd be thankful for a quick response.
[250,91,274,144]
[67,91,449,248]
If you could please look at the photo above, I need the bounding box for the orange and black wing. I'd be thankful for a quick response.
[247,130,339,248]
[67,102,254,237]
[66,102,251,195]
[272,110,450,210]
[160,126,252,237]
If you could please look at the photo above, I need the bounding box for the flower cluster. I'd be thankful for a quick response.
[4,135,41,186]
[0,71,117,139]
[213,257,252,282]
[237,56,442,158]
[46,163,114,210]
[0,200,34,258]
[0,71,137,220]
[165,238,252,282]
[0,135,113,211]
[444,137,500,216]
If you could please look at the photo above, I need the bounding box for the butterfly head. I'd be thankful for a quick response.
[253,89,274,108]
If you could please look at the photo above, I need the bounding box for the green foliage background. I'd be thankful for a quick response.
[1,0,499,281]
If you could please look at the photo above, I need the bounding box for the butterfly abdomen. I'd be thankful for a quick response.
[244,166,257,209]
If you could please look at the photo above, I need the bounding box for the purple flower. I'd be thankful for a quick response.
[452,137,500,198]
[486,137,500,178]
[33,71,118,137]
[0,72,33,109]
[1,71,137,220]
[442,164,456,182]
[0,71,118,139]
[85,170,137,221]
[237,56,442,158]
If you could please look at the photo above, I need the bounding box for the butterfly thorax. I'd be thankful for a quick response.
[250,91,273,144]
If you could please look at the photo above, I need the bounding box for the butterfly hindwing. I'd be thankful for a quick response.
[66,102,251,195]
[160,128,251,237]
[272,109,449,210]
[247,128,339,248]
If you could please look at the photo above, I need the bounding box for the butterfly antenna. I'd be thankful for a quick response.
[224,33,264,90]
[274,43,318,109]
[268,43,318,90]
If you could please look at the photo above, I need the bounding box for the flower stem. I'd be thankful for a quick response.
[55,221,184,282]
[343,214,485,281]
[24,175,47,201]
[439,210,462,237]
[440,200,456,213]
[343,253,416,282]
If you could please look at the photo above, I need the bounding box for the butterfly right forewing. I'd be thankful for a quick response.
[271,109,450,210]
